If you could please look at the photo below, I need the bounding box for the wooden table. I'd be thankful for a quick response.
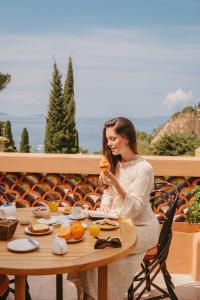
[0,208,137,300]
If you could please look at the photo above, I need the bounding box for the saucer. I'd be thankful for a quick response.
[68,213,86,220]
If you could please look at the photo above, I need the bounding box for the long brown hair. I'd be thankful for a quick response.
[102,117,138,174]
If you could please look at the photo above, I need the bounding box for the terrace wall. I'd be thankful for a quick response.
[0,152,200,280]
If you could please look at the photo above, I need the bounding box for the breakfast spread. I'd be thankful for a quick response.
[100,156,110,175]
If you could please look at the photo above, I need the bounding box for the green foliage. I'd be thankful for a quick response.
[44,58,79,154]
[0,73,11,91]
[136,130,153,155]
[187,186,200,224]
[3,120,16,152]
[181,106,194,114]
[151,134,200,156]
[44,63,64,153]
[62,57,79,153]
[20,128,30,153]
[0,121,5,136]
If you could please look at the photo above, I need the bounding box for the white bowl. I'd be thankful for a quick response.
[32,206,48,218]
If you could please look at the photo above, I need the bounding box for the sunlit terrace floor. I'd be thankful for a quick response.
[7,273,200,300]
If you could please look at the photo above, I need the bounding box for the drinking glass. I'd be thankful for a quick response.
[88,222,101,237]
[48,200,58,212]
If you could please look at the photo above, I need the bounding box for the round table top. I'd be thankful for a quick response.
[0,208,137,276]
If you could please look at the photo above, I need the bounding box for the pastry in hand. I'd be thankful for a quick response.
[100,157,110,175]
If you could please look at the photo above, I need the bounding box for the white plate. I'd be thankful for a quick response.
[66,236,85,243]
[37,216,58,225]
[7,238,39,252]
[24,226,53,236]
[88,211,118,219]
[68,213,86,220]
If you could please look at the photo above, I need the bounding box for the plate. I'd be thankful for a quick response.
[68,213,86,220]
[95,220,119,230]
[7,238,39,252]
[66,236,85,243]
[88,211,118,220]
[24,226,53,236]
[37,216,58,225]
[62,209,72,215]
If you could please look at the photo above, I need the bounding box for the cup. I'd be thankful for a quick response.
[48,201,59,212]
[0,202,17,219]
[72,206,82,218]
[88,222,101,237]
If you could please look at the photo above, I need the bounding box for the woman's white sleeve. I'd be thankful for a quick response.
[100,187,113,211]
[119,166,154,219]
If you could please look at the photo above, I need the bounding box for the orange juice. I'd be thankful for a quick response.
[48,201,58,212]
[88,223,100,237]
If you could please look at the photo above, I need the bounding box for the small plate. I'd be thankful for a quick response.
[24,226,53,236]
[62,209,72,215]
[7,238,39,252]
[68,213,86,220]
[67,236,85,243]
[95,220,119,230]
[37,216,58,225]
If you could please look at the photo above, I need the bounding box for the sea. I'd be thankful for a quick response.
[0,114,168,153]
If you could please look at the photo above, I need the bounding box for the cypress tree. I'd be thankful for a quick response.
[62,57,79,153]
[3,120,16,152]
[20,128,30,153]
[44,62,64,153]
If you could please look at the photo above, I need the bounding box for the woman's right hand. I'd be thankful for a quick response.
[99,171,112,186]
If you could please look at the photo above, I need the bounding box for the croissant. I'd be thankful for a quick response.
[100,157,110,175]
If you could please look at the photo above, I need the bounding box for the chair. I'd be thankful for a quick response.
[128,181,179,300]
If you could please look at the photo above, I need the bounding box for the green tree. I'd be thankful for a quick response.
[20,128,30,153]
[62,57,79,153]
[0,73,11,91]
[151,134,200,156]
[44,63,64,153]
[3,120,16,152]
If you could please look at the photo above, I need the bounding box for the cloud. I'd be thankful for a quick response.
[163,89,193,109]
[0,26,200,117]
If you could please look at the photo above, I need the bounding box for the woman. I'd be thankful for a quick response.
[79,117,160,300]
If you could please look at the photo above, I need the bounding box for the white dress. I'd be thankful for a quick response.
[80,157,161,300]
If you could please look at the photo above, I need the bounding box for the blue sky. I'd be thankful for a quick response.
[1,0,200,118]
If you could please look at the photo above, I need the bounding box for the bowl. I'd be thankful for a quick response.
[32,206,48,218]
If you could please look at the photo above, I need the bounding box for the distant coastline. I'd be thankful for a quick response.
[0,114,169,152]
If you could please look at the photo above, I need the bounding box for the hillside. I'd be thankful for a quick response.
[152,105,200,143]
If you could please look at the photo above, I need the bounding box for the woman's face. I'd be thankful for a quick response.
[106,127,129,156]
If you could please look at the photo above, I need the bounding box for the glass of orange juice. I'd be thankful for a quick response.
[48,200,59,212]
[88,222,101,237]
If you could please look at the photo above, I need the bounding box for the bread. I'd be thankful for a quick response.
[100,157,110,174]
[104,219,118,226]
[28,223,50,233]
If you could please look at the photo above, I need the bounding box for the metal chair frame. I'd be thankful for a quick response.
[128,182,179,300]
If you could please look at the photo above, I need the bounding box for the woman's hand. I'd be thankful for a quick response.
[99,171,117,186]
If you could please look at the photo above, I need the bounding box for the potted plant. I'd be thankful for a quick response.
[173,185,200,233]
[187,185,200,230]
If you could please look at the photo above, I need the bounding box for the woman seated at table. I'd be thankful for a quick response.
[79,117,161,300]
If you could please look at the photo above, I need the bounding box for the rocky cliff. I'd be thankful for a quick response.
[152,105,200,143]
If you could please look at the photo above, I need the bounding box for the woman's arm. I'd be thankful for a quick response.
[105,165,154,218]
